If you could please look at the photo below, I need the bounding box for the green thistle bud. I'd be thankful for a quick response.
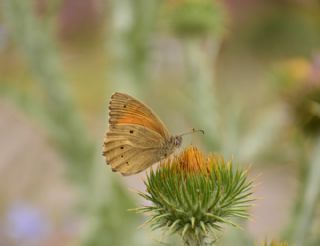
[169,0,226,37]
[135,146,254,246]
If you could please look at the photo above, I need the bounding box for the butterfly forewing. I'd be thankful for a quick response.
[103,92,173,175]
[108,93,169,138]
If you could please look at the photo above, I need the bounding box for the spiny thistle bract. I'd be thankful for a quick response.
[135,146,254,245]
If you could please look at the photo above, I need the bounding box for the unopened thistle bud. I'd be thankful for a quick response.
[169,0,226,37]
[134,146,254,246]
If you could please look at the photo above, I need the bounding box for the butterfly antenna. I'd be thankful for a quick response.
[179,128,205,137]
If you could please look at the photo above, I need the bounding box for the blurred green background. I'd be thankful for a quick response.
[0,0,320,245]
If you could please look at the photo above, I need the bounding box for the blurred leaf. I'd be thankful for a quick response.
[2,0,94,183]
[1,2,147,246]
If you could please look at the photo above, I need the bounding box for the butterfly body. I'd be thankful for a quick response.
[103,92,182,176]
[158,135,183,159]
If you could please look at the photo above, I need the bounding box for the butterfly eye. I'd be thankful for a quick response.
[121,155,124,158]
[120,146,124,149]
[129,130,134,134]
[123,105,127,108]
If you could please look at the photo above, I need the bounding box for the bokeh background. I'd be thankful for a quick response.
[0,0,320,245]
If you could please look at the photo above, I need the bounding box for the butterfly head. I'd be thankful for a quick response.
[173,135,183,148]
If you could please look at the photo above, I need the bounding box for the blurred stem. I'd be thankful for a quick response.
[237,106,287,162]
[107,0,159,95]
[183,37,220,149]
[81,0,161,245]
[293,135,320,246]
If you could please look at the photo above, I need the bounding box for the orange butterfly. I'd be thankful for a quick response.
[103,92,203,176]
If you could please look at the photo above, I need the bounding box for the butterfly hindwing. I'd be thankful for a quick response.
[117,148,161,176]
[103,123,166,175]
[104,145,161,176]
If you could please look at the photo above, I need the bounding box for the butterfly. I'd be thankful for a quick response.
[102,92,203,176]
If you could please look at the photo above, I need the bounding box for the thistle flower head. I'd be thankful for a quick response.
[135,146,254,245]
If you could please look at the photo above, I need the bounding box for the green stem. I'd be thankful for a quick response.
[107,0,159,95]
[293,135,320,246]
[183,232,216,246]
[182,37,220,149]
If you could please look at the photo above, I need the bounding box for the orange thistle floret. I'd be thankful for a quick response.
[175,146,209,174]
[160,146,227,175]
